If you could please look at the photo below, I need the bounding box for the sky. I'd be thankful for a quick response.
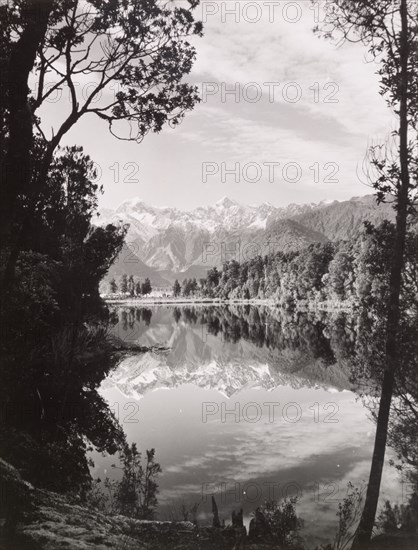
[38,0,397,211]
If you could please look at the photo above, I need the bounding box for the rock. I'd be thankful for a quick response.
[0,458,34,531]
[0,459,317,550]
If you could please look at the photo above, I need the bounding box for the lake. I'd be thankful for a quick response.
[93,305,403,548]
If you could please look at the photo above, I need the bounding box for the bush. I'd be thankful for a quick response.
[252,498,304,547]
[88,443,161,520]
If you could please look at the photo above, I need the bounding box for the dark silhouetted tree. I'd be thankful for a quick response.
[109,278,117,294]
[141,278,152,296]
[173,279,181,297]
[120,274,128,294]
[128,275,135,297]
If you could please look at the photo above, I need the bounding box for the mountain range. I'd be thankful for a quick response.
[96,195,394,288]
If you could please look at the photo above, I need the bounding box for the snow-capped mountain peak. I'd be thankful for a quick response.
[96,194,392,288]
[215,196,239,209]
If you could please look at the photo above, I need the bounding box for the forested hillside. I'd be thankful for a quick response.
[196,221,417,309]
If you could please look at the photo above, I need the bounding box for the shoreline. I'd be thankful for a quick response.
[105,297,272,305]
[104,297,356,311]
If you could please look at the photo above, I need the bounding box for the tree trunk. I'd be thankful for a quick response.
[352,0,411,547]
[0,0,53,285]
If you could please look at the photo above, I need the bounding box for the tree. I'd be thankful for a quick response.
[135,281,141,297]
[105,443,161,520]
[182,278,198,297]
[0,1,201,486]
[20,145,127,324]
[190,278,198,295]
[0,2,203,490]
[173,279,181,297]
[0,0,55,286]
[317,1,418,545]
[182,278,191,296]
[109,278,117,295]
[128,275,135,297]
[0,0,203,288]
[0,147,127,492]
[326,245,355,302]
[120,274,128,294]
[141,277,152,296]
[207,266,220,287]
[251,499,303,547]
[220,261,241,298]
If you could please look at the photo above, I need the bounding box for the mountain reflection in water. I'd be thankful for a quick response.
[94,305,402,548]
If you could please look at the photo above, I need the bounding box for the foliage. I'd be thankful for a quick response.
[316,0,418,207]
[312,484,365,550]
[23,0,202,141]
[89,443,161,520]
[0,0,203,253]
[376,493,417,534]
[256,498,303,547]
[317,3,417,543]
[0,0,202,502]
[173,279,181,297]
[114,274,152,296]
[120,274,128,294]
[110,278,118,294]
[0,324,126,492]
[197,222,417,311]
[0,147,127,492]
[182,277,199,297]
[334,483,365,550]
[141,277,152,296]
[312,483,417,549]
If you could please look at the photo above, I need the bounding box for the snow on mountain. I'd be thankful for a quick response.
[96,195,393,286]
[97,196,324,242]
[215,196,237,208]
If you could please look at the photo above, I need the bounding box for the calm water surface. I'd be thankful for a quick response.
[93,305,402,547]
